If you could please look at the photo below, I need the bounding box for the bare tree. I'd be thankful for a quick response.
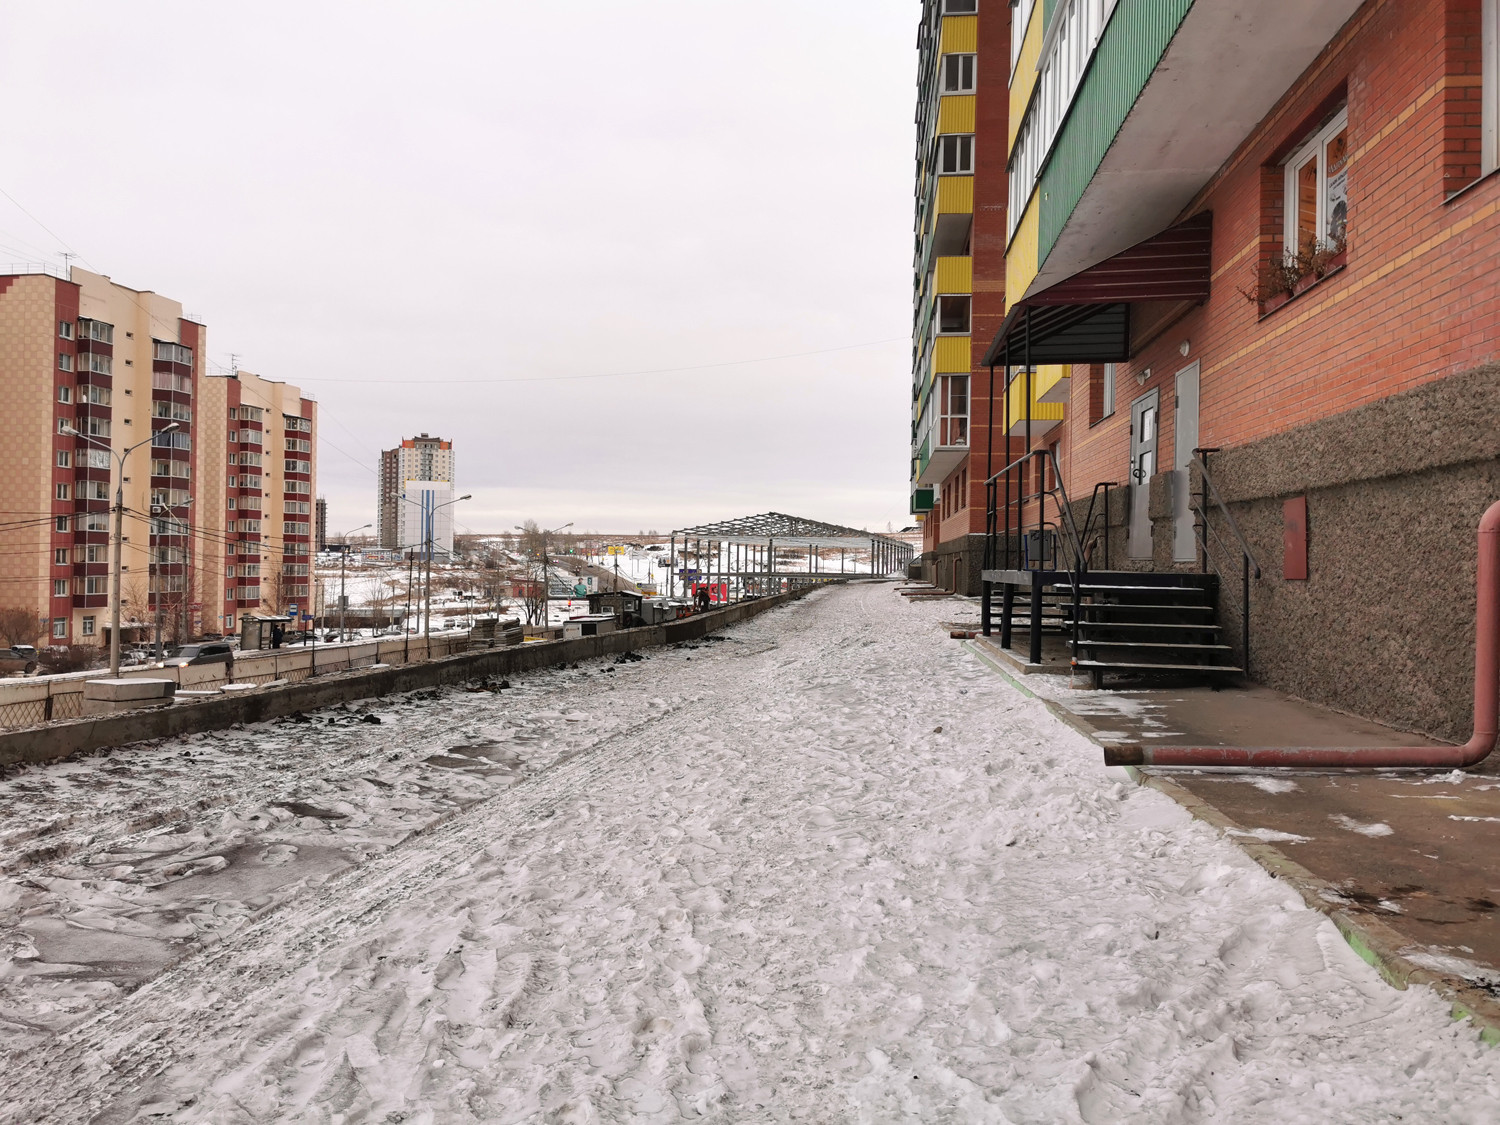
[0,607,46,649]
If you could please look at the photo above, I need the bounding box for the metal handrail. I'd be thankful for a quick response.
[1191,451,1262,675]
[983,447,1087,575]
[1190,455,1261,579]
[1079,481,1118,571]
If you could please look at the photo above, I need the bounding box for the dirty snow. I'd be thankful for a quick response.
[2,583,1500,1123]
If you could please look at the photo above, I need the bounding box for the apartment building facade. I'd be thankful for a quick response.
[0,266,316,646]
[377,433,455,557]
[196,370,318,632]
[985,0,1500,740]
[910,0,1013,594]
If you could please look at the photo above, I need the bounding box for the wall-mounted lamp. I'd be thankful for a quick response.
[1136,366,1152,386]
[1179,340,1191,357]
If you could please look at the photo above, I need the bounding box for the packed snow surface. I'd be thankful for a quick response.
[3,584,1500,1122]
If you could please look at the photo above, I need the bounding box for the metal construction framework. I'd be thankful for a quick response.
[666,512,914,601]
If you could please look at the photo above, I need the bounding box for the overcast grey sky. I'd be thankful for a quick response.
[1,1,916,537]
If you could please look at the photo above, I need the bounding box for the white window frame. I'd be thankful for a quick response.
[57,386,71,403]
[1101,363,1116,420]
[58,353,73,372]
[938,133,974,175]
[1011,0,1036,72]
[52,618,67,638]
[58,320,73,340]
[936,294,972,335]
[53,579,68,597]
[1486,0,1499,175]
[1282,107,1349,256]
[81,616,95,636]
[941,53,976,95]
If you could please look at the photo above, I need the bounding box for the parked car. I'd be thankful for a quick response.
[161,641,234,668]
[0,648,38,675]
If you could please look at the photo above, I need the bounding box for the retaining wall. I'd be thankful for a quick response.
[0,633,472,730]
[0,587,819,768]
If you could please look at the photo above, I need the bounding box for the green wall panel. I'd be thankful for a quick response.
[1037,0,1193,263]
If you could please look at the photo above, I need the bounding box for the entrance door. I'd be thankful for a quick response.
[1173,362,1201,562]
[1127,390,1159,559]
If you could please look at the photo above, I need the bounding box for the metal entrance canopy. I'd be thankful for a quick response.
[672,512,910,551]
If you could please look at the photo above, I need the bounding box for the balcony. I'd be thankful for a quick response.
[1003,367,1067,439]
[1008,0,1363,304]
[916,374,970,487]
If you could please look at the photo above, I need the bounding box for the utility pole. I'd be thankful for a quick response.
[68,422,177,676]
[336,523,371,642]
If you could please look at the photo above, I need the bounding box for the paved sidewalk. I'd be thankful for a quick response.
[968,628,1500,1033]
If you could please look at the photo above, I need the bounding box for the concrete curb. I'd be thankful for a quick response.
[960,638,1500,1045]
[0,588,821,769]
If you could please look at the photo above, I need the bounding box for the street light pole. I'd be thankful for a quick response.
[68,421,178,677]
[423,494,471,640]
[335,523,372,642]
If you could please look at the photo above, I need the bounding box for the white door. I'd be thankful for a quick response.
[1173,362,1201,562]
[1127,390,1159,560]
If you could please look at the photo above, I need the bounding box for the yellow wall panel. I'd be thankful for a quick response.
[933,176,974,226]
[1033,364,1070,401]
[1005,193,1040,313]
[1004,376,1066,429]
[1008,3,1044,153]
[936,95,976,135]
[934,256,972,294]
[939,15,978,54]
[934,336,971,374]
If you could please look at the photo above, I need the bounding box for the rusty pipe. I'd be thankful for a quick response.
[1105,500,1500,769]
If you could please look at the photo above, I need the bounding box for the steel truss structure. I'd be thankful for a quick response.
[665,512,915,601]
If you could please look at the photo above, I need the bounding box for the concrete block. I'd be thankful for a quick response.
[221,683,260,693]
[84,678,176,703]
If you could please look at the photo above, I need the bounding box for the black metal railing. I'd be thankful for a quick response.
[981,448,1089,663]
[1079,481,1118,571]
[1191,450,1261,676]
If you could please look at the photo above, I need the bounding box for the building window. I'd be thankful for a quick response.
[55,484,70,501]
[937,295,971,334]
[86,417,111,439]
[55,549,68,565]
[58,320,74,340]
[1283,107,1349,257]
[53,579,68,597]
[58,353,73,372]
[1485,0,1500,175]
[938,134,974,175]
[84,576,108,595]
[87,385,111,406]
[84,449,109,469]
[85,545,106,563]
[52,618,67,638]
[81,616,95,636]
[55,516,69,533]
[941,54,976,95]
[57,385,72,404]
[942,0,977,13]
[1092,363,1116,423]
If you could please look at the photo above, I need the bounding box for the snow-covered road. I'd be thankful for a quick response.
[4,583,1500,1123]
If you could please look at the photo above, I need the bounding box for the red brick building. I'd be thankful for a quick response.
[975,0,1500,741]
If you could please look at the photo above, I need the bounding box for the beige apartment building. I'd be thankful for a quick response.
[0,265,316,647]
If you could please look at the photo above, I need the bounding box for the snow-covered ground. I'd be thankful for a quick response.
[3,584,1500,1122]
